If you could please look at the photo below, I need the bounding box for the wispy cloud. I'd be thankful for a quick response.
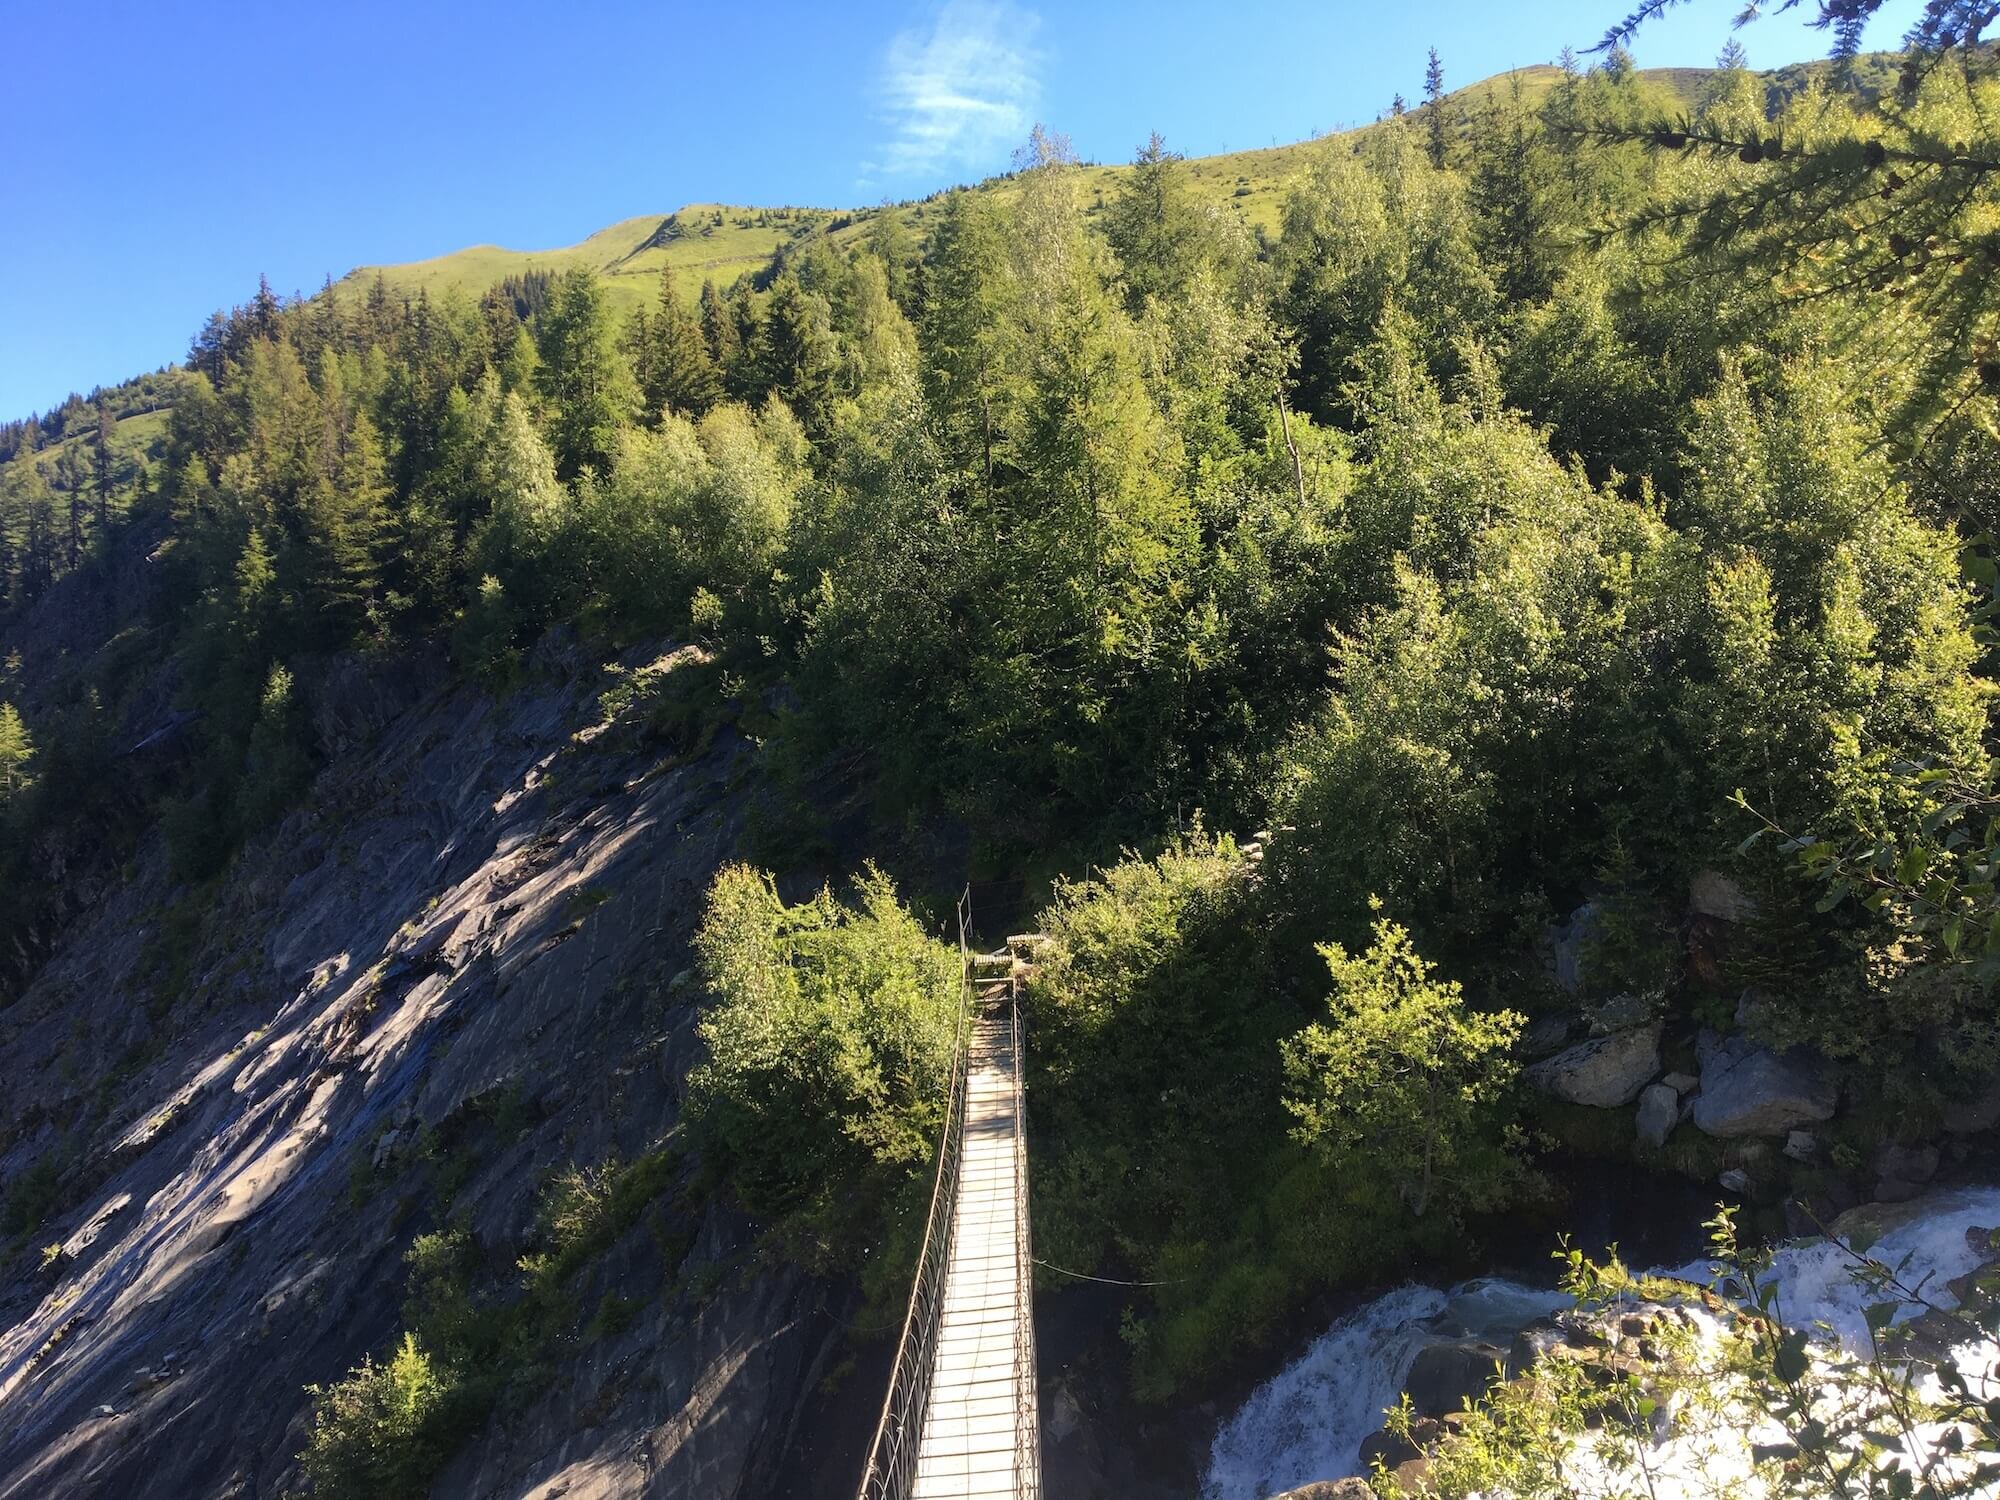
[867,1,1041,182]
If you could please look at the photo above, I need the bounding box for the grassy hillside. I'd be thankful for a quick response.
[337,203,847,317]
[345,63,1716,308]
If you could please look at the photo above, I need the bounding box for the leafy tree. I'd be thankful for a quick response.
[0,702,33,805]
[1275,130,1496,423]
[467,391,567,623]
[687,862,959,1267]
[299,1333,459,1500]
[1281,906,1524,1217]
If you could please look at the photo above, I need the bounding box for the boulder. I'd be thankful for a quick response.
[1636,1083,1679,1149]
[1357,1416,1439,1471]
[1718,1167,1751,1194]
[1508,1317,1570,1379]
[1591,992,1658,1036]
[1402,1339,1505,1417]
[1689,871,1757,923]
[1389,1457,1433,1496]
[1519,1013,1575,1059]
[1832,1197,1935,1252]
[1525,1023,1663,1108]
[1783,1130,1817,1163]
[1661,1071,1699,1095]
[1691,1031,1836,1137]
[1274,1483,1374,1500]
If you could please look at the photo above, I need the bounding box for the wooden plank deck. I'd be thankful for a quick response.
[912,1001,1032,1498]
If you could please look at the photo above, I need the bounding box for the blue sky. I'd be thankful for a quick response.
[0,0,1922,422]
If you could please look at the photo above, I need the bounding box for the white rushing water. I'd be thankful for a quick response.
[1202,1186,2000,1500]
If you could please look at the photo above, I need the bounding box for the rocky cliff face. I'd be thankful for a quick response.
[0,632,854,1497]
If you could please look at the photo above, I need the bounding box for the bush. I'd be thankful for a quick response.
[299,1333,463,1500]
[687,862,959,1268]
[1281,903,1525,1220]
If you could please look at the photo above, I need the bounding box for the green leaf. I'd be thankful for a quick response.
[1774,1328,1811,1383]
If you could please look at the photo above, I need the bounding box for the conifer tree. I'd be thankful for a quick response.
[866,209,922,316]
[534,266,637,480]
[1104,133,1208,309]
[699,279,741,378]
[920,189,1014,486]
[92,398,114,538]
[759,274,842,442]
[642,265,720,418]
[55,446,87,569]
[1423,47,1450,169]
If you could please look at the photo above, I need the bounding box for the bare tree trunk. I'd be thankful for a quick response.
[1277,394,1306,509]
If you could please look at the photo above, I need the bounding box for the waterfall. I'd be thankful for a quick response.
[1202,1186,2000,1499]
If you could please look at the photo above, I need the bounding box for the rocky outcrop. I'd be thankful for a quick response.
[1691,1031,1837,1137]
[0,643,851,1499]
[1525,1023,1663,1108]
[1874,1143,1941,1204]
[1635,1083,1679,1149]
[1402,1339,1505,1417]
[1688,871,1757,923]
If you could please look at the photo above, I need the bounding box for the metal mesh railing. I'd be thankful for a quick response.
[855,892,976,1500]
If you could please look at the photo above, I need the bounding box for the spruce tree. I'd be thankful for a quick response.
[56,446,86,569]
[699,279,740,376]
[866,209,922,316]
[920,190,1015,487]
[1104,133,1206,309]
[760,274,842,442]
[534,266,637,480]
[643,264,720,418]
[1423,47,1449,169]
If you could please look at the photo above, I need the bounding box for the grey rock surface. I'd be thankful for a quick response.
[1692,1031,1837,1138]
[1524,1023,1663,1108]
[0,646,844,1499]
[1636,1084,1679,1149]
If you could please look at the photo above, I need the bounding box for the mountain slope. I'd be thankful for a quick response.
[337,62,1718,316]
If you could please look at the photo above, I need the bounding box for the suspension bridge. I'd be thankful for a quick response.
[857,910,1042,1500]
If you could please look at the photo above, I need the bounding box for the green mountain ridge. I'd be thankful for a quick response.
[337,62,1721,318]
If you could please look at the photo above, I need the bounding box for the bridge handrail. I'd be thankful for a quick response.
[855,889,976,1500]
[1008,947,1042,1496]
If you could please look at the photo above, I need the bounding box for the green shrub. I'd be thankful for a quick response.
[1281,904,1525,1220]
[299,1333,464,1500]
[687,862,958,1268]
